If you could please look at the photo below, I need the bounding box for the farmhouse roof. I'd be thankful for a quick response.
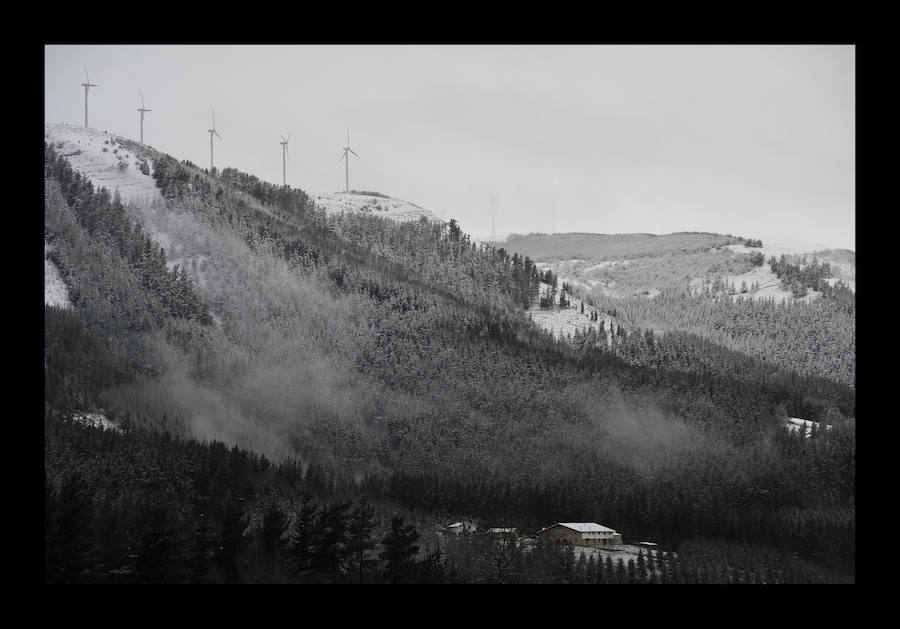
[538,522,617,534]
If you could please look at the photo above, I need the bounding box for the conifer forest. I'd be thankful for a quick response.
[44,135,855,584]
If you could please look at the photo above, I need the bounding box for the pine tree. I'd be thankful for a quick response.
[45,473,96,583]
[380,515,420,584]
[133,504,187,583]
[637,549,647,582]
[217,500,244,583]
[346,499,377,583]
[289,499,316,577]
[575,551,587,583]
[191,512,213,583]
[310,501,350,578]
[627,558,637,584]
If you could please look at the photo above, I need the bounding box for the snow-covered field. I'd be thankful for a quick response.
[725,240,834,259]
[312,191,442,223]
[571,544,663,566]
[72,412,123,433]
[44,252,71,309]
[45,123,162,206]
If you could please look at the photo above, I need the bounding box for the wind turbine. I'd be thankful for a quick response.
[340,129,359,192]
[207,109,222,172]
[280,131,291,187]
[81,65,98,129]
[137,90,152,144]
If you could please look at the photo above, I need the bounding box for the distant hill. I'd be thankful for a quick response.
[312,191,442,224]
[491,231,854,303]
[494,231,739,261]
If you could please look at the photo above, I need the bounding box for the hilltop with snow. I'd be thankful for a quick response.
[312,191,442,224]
[44,123,161,207]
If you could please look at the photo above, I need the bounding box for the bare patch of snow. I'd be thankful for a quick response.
[313,191,442,224]
[690,261,821,304]
[725,239,835,259]
[784,417,832,438]
[44,254,71,309]
[528,282,617,347]
[72,412,123,433]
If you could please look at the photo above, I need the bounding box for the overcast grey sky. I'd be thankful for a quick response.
[44,44,855,250]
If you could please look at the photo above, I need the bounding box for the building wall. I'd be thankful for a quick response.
[539,526,623,547]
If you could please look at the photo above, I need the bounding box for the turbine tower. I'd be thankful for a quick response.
[340,129,359,192]
[492,197,496,238]
[207,110,222,172]
[81,65,98,129]
[137,90,151,144]
[280,131,291,187]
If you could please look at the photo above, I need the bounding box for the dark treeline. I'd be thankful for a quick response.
[44,411,851,583]
[44,411,436,583]
[44,143,854,582]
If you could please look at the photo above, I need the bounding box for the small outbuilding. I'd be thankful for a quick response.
[448,521,478,535]
[536,522,623,548]
[486,527,519,536]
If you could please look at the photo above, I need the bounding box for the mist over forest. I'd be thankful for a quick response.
[44,127,855,584]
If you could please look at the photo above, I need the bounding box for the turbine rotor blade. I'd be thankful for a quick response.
[140,90,146,109]
[349,149,359,157]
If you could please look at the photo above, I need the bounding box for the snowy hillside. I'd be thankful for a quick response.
[45,123,161,206]
[725,241,855,297]
[528,282,621,347]
[44,248,71,309]
[312,191,442,224]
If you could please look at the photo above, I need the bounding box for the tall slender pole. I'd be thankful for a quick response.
[209,131,214,172]
[139,111,144,144]
[84,85,89,128]
[492,198,496,238]
[345,154,349,192]
[282,143,287,187]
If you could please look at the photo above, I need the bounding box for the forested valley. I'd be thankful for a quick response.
[44,141,855,583]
